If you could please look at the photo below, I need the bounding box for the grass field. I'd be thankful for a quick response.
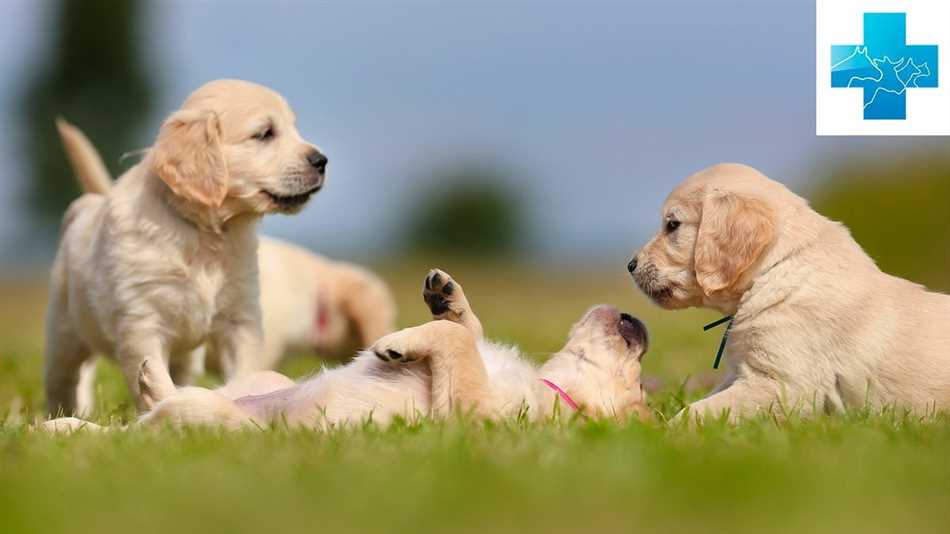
[2,263,950,533]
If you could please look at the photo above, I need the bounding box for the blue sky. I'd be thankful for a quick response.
[0,0,930,267]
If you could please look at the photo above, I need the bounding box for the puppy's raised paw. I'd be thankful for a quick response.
[421,269,484,340]
[370,330,421,364]
[423,269,468,317]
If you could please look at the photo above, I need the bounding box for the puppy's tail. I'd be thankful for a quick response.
[55,117,113,195]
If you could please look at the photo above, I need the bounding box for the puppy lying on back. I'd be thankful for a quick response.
[58,127,396,373]
[47,79,327,415]
[629,163,950,420]
[43,270,651,431]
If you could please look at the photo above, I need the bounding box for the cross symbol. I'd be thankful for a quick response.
[831,13,938,120]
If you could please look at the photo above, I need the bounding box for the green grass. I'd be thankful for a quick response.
[2,264,950,533]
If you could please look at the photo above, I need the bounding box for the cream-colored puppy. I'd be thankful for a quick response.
[629,163,950,420]
[254,237,396,368]
[56,122,395,372]
[47,79,327,415]
[42,270,650,431]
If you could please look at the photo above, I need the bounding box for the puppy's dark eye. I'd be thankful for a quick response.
[253,127,275,141]
[665,220,681,233]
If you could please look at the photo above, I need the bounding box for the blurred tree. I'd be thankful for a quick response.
[20,0,153,232]
[404,163,528,258]
[811,150,950,292]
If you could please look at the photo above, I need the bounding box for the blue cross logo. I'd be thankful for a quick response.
[831,13,938,120]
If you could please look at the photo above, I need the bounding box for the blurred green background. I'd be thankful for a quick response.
[811,152,950,293]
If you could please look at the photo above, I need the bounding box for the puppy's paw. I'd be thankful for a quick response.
[370,330,421,364]
[138,358,177,410]
[423,269,467,317]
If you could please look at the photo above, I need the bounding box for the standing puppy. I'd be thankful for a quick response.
[47,79,327,415]
[629,163,950,420]
[56,128,395,374]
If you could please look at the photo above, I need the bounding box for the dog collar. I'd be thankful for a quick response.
[541,378,582,414]
[703,315,734,369]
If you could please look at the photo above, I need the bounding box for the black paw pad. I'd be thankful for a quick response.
[374,349,407,362]
[424,292,450,315]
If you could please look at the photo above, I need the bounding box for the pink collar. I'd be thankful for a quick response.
[541,378,582,414]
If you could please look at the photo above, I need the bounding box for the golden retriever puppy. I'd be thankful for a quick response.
[629,163,950,420]
[46,79,327,415]
[254,237,396,368]
[56,122,395,373]
[42,270,650,431]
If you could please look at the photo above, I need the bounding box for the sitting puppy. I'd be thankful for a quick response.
[629,163,950,420]
[47,79,327,415]
[254,236,396,368]
[43,270,650,431]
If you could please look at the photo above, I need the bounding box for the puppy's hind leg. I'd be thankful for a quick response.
[44,318,93,417]
[137,387,259,430]
[370,320,491,418]
[75,359,98,415]
[422,269,483,340]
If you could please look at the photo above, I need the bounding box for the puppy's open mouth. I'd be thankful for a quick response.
[263,185,321,211]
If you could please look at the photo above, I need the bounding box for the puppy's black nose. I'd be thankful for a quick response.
[307,151,328,173]
[627,257,638,273]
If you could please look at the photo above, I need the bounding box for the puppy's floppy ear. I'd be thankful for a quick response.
[149,109,229,207]
[694,190,776,296]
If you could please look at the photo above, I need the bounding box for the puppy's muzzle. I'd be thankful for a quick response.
[631,262,673,304]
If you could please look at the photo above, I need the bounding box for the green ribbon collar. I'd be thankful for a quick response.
[703,315,734,369]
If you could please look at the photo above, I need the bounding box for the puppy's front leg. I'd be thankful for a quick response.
[370,320,491,418]
[208,318,262,379]
[678,378,783,423]
[117,335,176,412]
